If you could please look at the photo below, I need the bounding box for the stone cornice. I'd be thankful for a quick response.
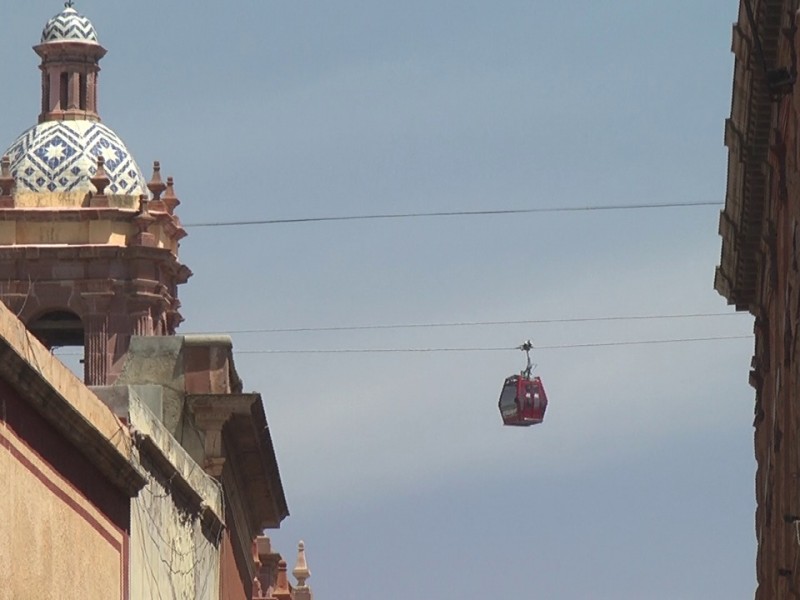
[34,40,107,60]
[0,207,187,244]
[249,397,290,527]
[716,0,785,311]
[187,393,289,529]
[0,243,190,265]
[0,207,135,221]
[188,393,257,476]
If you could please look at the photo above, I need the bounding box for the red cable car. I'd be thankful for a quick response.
[498,341,548,427]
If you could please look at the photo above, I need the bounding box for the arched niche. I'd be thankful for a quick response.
[27,309,84,348]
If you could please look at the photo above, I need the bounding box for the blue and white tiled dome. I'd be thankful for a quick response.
[41,5,98,44]
[5,121,147,195]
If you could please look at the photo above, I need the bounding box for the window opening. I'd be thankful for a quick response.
[79,73,87,110]
[59,72,68,110]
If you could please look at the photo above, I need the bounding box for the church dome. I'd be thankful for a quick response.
[4,120,147,195]
[41,4,99,45]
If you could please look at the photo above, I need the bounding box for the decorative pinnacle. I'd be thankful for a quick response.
[163,176,180,214]
[274,560,291,594]
[90,156,110,196]
[134,194,156,233]
[147,161,167,201]
[65,0,75,8]
[293,541,311,587]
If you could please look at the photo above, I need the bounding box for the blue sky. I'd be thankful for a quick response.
[0,2,755,598]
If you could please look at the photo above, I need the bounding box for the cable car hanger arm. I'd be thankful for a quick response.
[518,340,534,379]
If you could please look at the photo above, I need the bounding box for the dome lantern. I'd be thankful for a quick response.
[35,2,106,124]
[2,3,147,198]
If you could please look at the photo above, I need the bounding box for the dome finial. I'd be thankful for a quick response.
[293,541,313,600]
[148,161,167,202]
[293,541,310,587]
[65,1,75,7]
[163,176,180,214]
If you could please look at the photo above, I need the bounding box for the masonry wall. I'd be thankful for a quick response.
[128,452,220,600]
[0,379,129,600]
[722,3,800,598]
[99,388,224,600]
[111,336,287,600]
[219,502,252,600]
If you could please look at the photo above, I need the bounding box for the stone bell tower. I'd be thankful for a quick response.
[0,3,191,385]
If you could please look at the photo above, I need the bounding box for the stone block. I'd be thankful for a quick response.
[90,384,164,422]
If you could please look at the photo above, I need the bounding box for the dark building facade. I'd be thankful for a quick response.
[717,0,800,597]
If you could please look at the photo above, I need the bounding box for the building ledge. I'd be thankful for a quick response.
[93,384,225,530]
[188,393,289,529]
[717,0,784,310]
[0,300,146,495]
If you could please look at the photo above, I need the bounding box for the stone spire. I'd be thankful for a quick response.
[292,541,313,600]
[272,560,292,600]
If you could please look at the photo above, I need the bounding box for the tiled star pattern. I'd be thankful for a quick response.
[5,121,147,195]
[41,7,98,44]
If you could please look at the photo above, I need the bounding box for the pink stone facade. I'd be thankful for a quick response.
[0,380,131,600]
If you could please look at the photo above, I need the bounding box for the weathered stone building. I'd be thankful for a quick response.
[0,299,141,600]
[0,292,307,599]
[99,334,290,598]
[0,4,313,599]
[716,0,800,597]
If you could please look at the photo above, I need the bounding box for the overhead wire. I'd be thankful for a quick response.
[232,334,752,355]
[187,310,746,336]
[174,205,747,352]
[50,200,737,358]
[50,333,752,358]
[183,201,722,228]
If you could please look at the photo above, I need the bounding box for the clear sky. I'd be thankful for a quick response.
[0,2,755,598]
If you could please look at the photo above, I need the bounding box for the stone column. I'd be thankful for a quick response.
[130,307,153,337]
[153,307,168,336]
[68,71,79,110]
[81,290,115,386]
[49,71,60,112]
[84,313,110,385]
[87,71,97,115]
[40,70,49,119]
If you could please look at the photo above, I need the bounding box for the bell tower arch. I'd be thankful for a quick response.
[0,3,191,385]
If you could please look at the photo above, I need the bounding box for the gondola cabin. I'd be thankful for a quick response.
[498,375,547,426]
